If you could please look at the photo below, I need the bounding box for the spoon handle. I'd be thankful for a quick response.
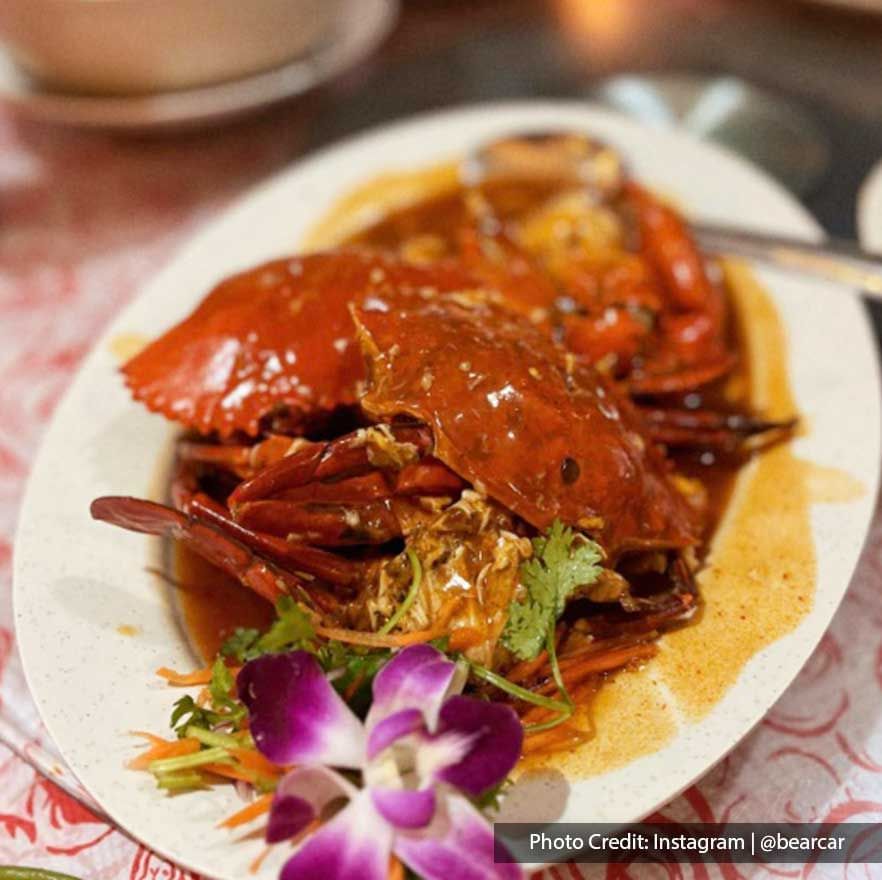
[693,222,882,299]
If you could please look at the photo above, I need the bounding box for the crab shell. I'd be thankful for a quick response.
[350,288,701,561]
[122,251,476,437]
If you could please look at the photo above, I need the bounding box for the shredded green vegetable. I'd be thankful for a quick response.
[155,771,208,792]
[378,548,423,635]
[468,661,568,713]
[186,725,240,750]
[150,746,232,775]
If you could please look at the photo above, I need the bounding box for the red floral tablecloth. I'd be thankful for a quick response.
[1,104,881,880]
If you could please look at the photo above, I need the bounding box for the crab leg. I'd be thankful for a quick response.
[274,471,392,504]
[642,407,797,451]
[234,499,402,546]
[177,434,301,480]
[582,553,698,639]
[395,460,466,496]
[228,424,433,506]
[621,184,734,393]
[271,461,466,504]
[183,492,361,591]
[626,356,736,395]
[170,459,361,588]
[226,441,327,504]
[90,496,339,614]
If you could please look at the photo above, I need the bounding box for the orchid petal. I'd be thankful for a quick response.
[367,644,457,733]
[371,786,436,829]
[238,651,365,768]
[367,707,424,761]
[395,792,522,880]
[413,728,475,782]
[267,796,313,844]
[267,766,357,843]
[435,695,523,795]
[280,790,393,880]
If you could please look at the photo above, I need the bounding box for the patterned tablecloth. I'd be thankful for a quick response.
[1,104,881,880]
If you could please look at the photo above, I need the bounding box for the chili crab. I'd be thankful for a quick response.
[93,277,706,669]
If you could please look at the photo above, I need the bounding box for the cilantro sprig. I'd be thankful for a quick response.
[476,519,604,733]
[502,519,602,661]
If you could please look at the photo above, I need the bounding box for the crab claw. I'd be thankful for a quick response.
[89,496,339,613]
[122,251,475,437]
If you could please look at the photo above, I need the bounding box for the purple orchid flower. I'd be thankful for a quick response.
[237,644,523,880]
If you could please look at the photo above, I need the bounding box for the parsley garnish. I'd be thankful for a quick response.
[219,595,389,717]
[320,642,391,717]
[220,595,316,662]
[208,656,246,725]
[501,519,602,661]
[218,627,260,662]
[169,695,221,737]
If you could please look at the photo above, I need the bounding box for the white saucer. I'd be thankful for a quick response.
[0,0,398,132]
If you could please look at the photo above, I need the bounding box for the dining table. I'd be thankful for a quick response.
[1,1,882,877]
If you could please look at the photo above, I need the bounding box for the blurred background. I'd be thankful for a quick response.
[4,0,882,337]
[305,0,882,237]
[3,0,882,232]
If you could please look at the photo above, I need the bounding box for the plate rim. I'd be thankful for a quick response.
[13,99,882,878]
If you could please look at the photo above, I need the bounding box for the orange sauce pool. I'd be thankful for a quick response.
[169,160,862,776]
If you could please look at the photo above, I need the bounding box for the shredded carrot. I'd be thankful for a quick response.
[557,643,656,686]
[506,650,549,685]
[196,686,211,707]
[230,748,284,779]
[127,736,201,770]
[447,626,484,652]
[130,730,169,746]
[527,643,657,699]
[315,622,446,648]
[315,598,461,648]
[559,642,656,674]
[156,665,214,686]
[203,763,259,784]
[389,856,405,880]
[249,845,272,875]
[519,680,600,727]
[220,792,274,829]
[156,664,241,686]
[505,624,568,685]
[523,725,591,755]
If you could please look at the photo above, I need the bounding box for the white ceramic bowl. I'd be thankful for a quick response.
[0,0,342,95]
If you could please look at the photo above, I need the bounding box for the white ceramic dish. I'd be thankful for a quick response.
[0,0,340,95]
[858,156,882,251]
[14,102,881,879]
[0,0,396,131]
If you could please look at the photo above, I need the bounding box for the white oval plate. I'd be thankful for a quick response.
[14,102,881,879]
